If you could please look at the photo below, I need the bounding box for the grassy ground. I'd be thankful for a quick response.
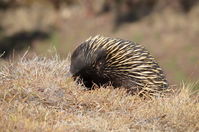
[0,55,198,131]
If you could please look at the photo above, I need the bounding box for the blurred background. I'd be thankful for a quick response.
[0,0,199,86]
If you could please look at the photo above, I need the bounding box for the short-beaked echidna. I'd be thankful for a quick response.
[70,35,169,94]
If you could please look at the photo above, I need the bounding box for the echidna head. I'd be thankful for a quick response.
[70,42,108,88]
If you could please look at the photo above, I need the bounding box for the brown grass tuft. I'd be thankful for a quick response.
[0,55,198,131]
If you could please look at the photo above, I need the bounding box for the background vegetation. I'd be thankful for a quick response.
[0,0,199,85]
[0,0,198,131]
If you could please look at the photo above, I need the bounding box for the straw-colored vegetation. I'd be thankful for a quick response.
[0,55,198,131]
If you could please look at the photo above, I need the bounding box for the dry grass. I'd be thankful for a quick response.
[0,55,198,132]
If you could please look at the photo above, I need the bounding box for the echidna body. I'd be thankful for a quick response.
[70,35,169,93]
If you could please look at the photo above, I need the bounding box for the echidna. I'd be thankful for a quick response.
[70,35,169,94]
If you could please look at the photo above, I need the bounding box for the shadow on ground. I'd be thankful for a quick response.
[0,30,51,58]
